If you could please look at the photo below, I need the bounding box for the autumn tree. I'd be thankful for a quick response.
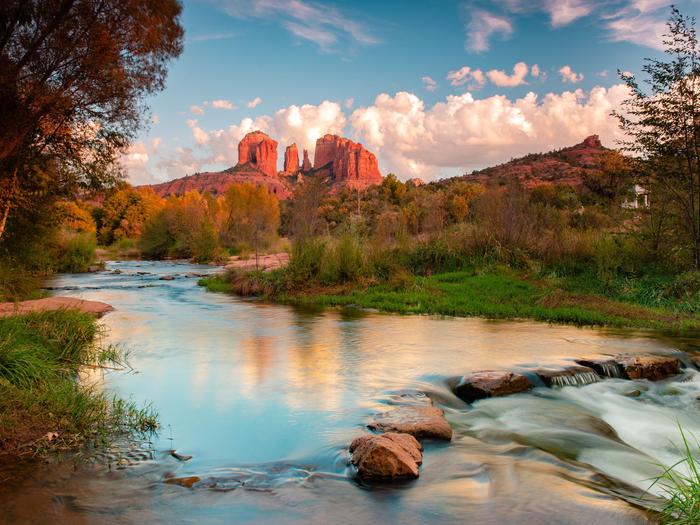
[0,0,184,240]
[98,185,163,244]
[223,183,280,269]
[286,175,329,242]
[615,7,700,267]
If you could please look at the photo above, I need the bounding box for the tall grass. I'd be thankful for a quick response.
[651,427,700,524]
[0,310,158,460]
[56,232,97,273]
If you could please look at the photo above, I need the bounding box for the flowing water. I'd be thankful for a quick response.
[3,260,700,524]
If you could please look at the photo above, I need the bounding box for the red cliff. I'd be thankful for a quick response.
[313,134,382,189]
[302,149,312,171]
[237,131,278,177]
[284,144,299,174]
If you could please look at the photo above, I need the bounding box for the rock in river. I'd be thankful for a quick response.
[614,354,681,381]
[349,433,423,479]
[368,406,452,441]
[534,366,599,387]
[453,371,533,403]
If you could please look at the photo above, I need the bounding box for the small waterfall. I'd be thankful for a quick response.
[598,363,623,378]
[551,371,600,387]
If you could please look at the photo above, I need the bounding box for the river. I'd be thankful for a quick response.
[3,260,700,524]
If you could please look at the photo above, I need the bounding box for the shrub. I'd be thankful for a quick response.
[55,232,96,273]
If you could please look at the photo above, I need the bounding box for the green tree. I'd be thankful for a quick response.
[223,183,280,269]
[615,7,700,267]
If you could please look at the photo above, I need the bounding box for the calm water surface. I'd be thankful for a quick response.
[3,260,700,524]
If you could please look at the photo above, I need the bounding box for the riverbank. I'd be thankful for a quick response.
[200,266,700,333]
[0,310,157,463]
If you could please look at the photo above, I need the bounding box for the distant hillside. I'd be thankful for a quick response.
[461,135,611,188]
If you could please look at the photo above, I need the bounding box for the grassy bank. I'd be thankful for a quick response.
[200,266,700,332]
[0,310,157,462]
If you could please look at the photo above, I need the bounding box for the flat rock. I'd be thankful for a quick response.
[534,365,599,387]
[0,297,113,318]
[368,406,452,441]
[614,354,681,381]
[349,432,422,479]
[453,371,533,403]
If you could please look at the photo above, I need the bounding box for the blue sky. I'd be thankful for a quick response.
[125,0,700,184]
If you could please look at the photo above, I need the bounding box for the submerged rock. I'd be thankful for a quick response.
[368,406,452,441]
[164,476,200,488]
[575,358,625,378]
[159,275,176,281]
[535,366,599,387]
[453,371,533,403]
[614,354,681,381]
[349,432,422,479]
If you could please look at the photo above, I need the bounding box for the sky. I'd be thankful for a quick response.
[124,0,700,185]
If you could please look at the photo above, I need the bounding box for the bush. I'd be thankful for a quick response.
[56,232,97,273]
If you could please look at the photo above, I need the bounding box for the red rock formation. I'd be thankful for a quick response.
[313,134,382,189]
[302,149,312,172]
[237,131,278,177]
[284,143,299,174]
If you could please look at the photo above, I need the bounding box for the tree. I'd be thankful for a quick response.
[286,175,328,242]
[98,185,162,244]
[223,183,280,269]
[615,7,700,267]
[0,0,184,240]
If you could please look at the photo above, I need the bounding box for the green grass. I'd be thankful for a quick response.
[198,274,233,293]
[651,427,700,524]
[0,310,158,461]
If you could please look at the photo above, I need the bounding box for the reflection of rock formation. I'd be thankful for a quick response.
[237,131,278,177]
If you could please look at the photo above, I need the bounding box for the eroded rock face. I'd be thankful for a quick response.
[349,432,422,479]
[614,354,681,381]
[314,134,382,189]
[575,358,625,378]
[453,371,533,403]
[237,131,278,177]
[368,406,452,441]
[302,149,312,171]
[534,366,599,387]
[284,143,299,174]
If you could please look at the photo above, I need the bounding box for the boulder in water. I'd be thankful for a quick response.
[164,476,200,488]
[575,358,625,378]
[535,366,599,387]
[349,432,422,479]
[453,371,533,403]
[614,354,681,381]
[368,406,452,441]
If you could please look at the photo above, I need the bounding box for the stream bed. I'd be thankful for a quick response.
[2,260,700,524]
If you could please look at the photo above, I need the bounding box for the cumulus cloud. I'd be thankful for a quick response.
[212,0,379,52]
[190,104,205,116]
[466,10,513,52]
[120,138,163,185]
[212,99,236,110]
[446,66,486,90]
[344,97,355,109]
[559,65,584,83]
[422,76,438,92]
[247,96,263,108]
[349,86,630,178]
[531,64,541,78]
[487,62,529,87]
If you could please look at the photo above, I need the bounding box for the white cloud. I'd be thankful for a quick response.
[213,0,378,52]
[187,31,237,43]
[120,138,163,185]
[543,0,596,27]
[605,10,667,50]
[559,65,584,83]
[349,86,630,178]
[247,96,263,108]
[212,99,236,110]
[186,119,211,145]
[446,66,486,90]
[422,76,438,92]
[268,100,346,155]
[531,64,541,78]
[487,62,530,87]
[190,104,205,116]
[597,70,609,77]
[466,10,513,52]
[344,97,355,109]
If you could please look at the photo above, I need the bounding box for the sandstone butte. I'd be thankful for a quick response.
[146,131,383,200]
[284,143,299,174]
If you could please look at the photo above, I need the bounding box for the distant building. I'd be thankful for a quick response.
[622,184,649,209]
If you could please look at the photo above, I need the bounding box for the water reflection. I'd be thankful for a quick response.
[2,260,695,524]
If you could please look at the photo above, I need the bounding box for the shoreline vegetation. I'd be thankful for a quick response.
[0,309,157,463]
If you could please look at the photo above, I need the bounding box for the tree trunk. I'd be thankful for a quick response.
[0,198,10,241]
[0,166,17,241]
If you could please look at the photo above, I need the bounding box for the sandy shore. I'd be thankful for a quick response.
[0,297,114,318]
